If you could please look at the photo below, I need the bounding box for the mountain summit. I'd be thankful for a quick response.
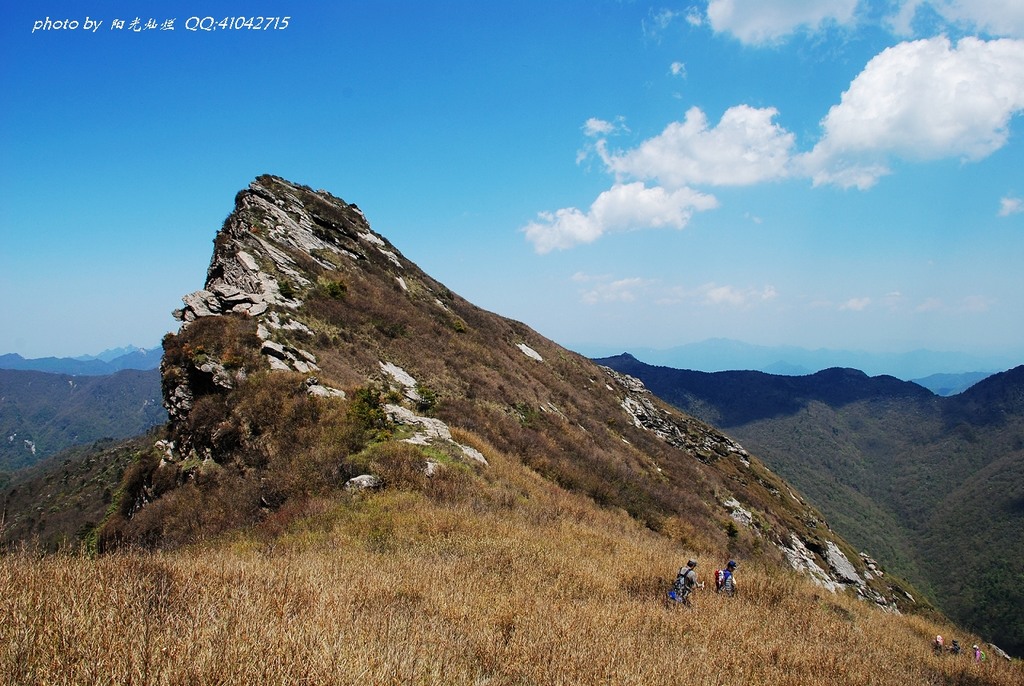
[8,176,1024,684]
[96,175,901,605]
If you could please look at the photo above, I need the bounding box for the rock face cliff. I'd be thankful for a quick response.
[138,175,915,609]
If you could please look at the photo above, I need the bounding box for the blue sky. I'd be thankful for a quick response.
[2,1,1023,369]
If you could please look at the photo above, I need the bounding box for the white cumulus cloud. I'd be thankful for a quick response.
[583,117,615,137]
[707,0,858,45]
[602,105,796,188]
[523,182,719,253]
[701,283,778,307]
[890,1,1024,39]
[999,196,1023,216]
[580,277,653,305]
[802,36,1024,188]
[840,297,871,311]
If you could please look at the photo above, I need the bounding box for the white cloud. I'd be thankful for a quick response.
[657,282,778,308]
[916,297,944,312]
[580,277,652,305]
[883,291,905,311]
[526,34,1024,253]
[840,297,871,311]
[999,196,1024,216]
[939,1,1024,38]
[602,105,796,188]
[885,0,925,35]
[523,182,718,253]
[643,8,684,39]
[802,36,1024,188]
[701,283,778,307]
[670,61,686,77]
[707,0,858,45]
[685,6,704,27]
[890,1,1024,39]
[583,117,615,137]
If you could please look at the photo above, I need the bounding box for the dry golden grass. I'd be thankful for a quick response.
[3,448,1018,686]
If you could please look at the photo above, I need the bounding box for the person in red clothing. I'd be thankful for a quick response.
[715,560,738,596]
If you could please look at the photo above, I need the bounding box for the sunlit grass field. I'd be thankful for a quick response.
[3,447,1019,685]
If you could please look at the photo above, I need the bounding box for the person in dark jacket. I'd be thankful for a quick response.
[669,559,699,605]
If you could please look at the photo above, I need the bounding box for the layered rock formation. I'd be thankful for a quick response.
[149,175,916,610]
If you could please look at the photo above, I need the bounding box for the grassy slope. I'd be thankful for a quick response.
[5,177,1016,682]
[1,436,149,549]
[596,356,1024,657]
[3,441,1020,685]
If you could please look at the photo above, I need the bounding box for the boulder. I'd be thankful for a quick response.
[345,474,383,491]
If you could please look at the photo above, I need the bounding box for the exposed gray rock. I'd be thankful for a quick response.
[198,360,235,389]
[385,403,488,465]
[603,366,750,465]
[305,377,345,399]
[345,474,383,491]
[722,497,754,528]
[517,342,543,362]
[380,361,422,403]
[261,340,320,373]
[780,534,840,593]
[826,541,863,585]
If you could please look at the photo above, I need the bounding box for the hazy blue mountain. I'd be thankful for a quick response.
[576,338,1015,381]
[910,371,991,396]
[0,346,162,376]
[74,345,154,363]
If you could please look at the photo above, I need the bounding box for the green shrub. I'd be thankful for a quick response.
[322,279,347,299]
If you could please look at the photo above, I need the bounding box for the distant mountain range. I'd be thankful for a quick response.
[3,341,1002,395]
[0,368,166,473]
[0,345,162,376]
[1,175,1012,673]
[577,338,1018,384]
[596,353,1024,657]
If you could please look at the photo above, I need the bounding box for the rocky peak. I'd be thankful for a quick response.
[173,175,379,323]
[159,175,470,469]
[146,175,921,613]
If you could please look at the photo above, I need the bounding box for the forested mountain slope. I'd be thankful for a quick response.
[598,353,1024,656]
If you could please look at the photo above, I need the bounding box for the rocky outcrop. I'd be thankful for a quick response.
[149,174,919,621]
[602,366,750,465]
[161,176,388,460]
[602,365,911,609]
[345,474,383,491]
[379,361,487,466]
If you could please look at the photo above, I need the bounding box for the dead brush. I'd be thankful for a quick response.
[3,440,1021,685]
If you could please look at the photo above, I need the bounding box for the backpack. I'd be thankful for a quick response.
[716,569,735,595]
[671,568,694,600]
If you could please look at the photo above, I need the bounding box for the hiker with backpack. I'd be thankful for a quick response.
[669,559,699,606]
[715,560,738,596]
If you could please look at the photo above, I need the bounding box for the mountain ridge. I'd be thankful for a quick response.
[597,352,1024,656]
[8,175,1021,682]
[0,367,166,473]
[0,347,162,376]
[577,338,1015,383]
[102,174,912,607]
